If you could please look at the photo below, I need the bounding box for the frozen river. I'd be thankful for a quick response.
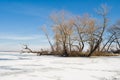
[0,52,120,80]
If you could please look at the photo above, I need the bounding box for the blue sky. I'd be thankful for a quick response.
[0,0,120,51]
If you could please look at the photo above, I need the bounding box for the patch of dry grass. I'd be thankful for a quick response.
[91,51,119,56]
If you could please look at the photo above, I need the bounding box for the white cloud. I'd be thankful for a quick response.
[0,34,41,40]
[0,34,53,51]
[0,43,50,52]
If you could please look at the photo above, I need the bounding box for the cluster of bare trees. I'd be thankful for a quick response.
[22,4,120,57]
[42,4,120,57]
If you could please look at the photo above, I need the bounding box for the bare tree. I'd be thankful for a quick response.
[101,32,116,51]
[51,11,74,56]
[112,21,120,49]
[42,26,55,53]
[107,20,120,52]
[88,4,109,56]
[73,15,88,52]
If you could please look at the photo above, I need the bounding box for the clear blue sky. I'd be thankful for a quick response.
[0,0,120,51]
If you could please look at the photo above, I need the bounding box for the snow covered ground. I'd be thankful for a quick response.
[0,52,120,80]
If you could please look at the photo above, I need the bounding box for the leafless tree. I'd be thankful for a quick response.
[101,32,116,51]
[73,15,88,52]
[107,20,120,52]
[51,11,74,56]
[87,4,109,56]
[42,26,55,53]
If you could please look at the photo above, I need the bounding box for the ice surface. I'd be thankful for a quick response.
[0,52,120,80]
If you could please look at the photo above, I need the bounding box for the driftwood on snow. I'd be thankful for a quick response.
[21,45,50,56]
